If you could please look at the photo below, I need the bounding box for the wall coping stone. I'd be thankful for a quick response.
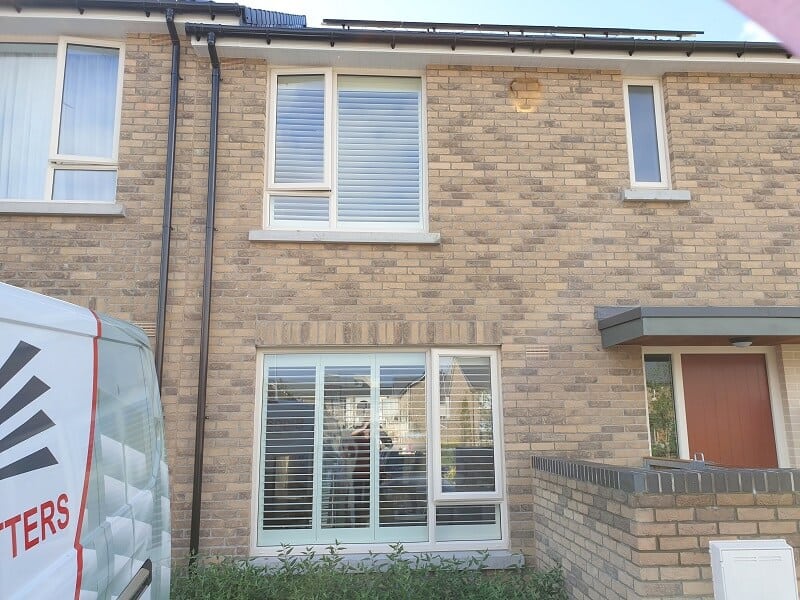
[532,455,800,494]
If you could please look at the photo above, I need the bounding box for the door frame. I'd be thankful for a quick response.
[641,346,790,468]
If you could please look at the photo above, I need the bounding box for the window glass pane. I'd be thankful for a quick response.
[274,75,325,184]
[271,195,329,223]
[644,355,678,458]
[263,365,316,530]
[58,45,119,158]
[337,76,421,224]
[52,169,116,202]
[379,363,427,528]
[627,85,662,183]
[435,504,501,542]
[322,365,372,529]
[0,44,57,199]
[438,355,496,494]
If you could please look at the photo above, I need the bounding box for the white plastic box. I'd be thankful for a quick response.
[710,539,798,600]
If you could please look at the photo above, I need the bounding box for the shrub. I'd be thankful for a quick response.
[171,544,567,600]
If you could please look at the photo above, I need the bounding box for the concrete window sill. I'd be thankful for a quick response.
[0,201,126,217]
[621,189,691,203]
[249,230,441,245]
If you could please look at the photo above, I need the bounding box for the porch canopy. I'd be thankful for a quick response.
[596,306,800,348]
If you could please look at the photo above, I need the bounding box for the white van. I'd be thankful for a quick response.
[0,283,170,600]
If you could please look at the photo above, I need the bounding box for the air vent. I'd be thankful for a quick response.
[134,322,157,338]
[525,345,549,362]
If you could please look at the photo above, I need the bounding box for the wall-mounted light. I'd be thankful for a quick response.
[729,337,753,348]
[510,78,542,113]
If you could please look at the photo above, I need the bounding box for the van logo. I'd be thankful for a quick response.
[0,341,58,481]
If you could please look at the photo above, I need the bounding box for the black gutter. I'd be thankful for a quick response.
[189,31,220,560]
[154,8,179,386]
[185,24,791,57]
[11,0,242,17]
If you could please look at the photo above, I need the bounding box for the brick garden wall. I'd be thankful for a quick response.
[533,456,800,599]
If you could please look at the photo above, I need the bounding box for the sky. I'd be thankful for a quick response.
[245,0,778,43]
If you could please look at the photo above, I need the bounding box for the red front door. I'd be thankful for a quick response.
[681,354,778,468]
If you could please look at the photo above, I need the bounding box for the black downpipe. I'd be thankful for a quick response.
[190,32,221,559]
[154,8,180,385]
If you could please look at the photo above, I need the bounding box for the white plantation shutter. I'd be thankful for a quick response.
[274,75,325,184]
[378,363,427,537]
[336,76,421,225]
[258,352,502,548]
[261,364,316,534]
[271,195,329,224]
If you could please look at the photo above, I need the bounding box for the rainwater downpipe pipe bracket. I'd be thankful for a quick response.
[190,31,221,560]
[154,7,180,386]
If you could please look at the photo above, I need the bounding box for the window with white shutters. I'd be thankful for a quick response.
[267,71,424,232]
[257,350,504,551]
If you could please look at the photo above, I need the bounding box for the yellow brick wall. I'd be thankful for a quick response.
[2,37,800,560]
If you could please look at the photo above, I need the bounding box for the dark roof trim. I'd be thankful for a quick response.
[596,305,800,348]
[184,23,791,57]
[323,19,704,40]
[9,0,243,17]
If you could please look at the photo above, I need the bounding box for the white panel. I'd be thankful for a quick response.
[710,539,799,600]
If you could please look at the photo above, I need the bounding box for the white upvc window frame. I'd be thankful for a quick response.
[641,346,790,468]
[264,68,427,233]
[250,348,508,556]
[622,78,670,189]
[45,37,125,202]
[430,348,505,504]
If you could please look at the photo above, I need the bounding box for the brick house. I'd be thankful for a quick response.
[2,1,800,595]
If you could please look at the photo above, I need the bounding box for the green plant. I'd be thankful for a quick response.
[171,544,567,600]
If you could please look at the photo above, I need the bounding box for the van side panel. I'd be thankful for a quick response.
[0,317,99,599]
[80,335,170,600]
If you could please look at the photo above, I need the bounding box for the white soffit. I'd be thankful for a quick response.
[0,8,239,38]
[191,37,800,75]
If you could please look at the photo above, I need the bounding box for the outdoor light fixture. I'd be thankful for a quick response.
[729,337,753,348]
[510,78,541,113]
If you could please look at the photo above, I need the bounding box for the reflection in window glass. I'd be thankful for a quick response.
[263,365,316,530]
[379,364,427,528]
[644,355,678,458]
[627,84,662,183]
[322,365,372,529]
[438,355,495,494]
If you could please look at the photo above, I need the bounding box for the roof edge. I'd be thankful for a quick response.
[183,23,792,57]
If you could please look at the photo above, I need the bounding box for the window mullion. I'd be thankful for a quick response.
[427,350,437,543]
[328,72,338,230]
[46,39,68,200]
[369,354,379,539]
[311,360,325,538]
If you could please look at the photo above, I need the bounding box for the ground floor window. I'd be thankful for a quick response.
[256,350,505,548]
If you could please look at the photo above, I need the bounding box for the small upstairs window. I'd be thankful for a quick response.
[623,80,669,188]
[267,70,425,232]
[0,39,122,203]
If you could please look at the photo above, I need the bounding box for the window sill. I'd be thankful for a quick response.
[251,550,524,571]
[621,189,691,203]
[249,230,441,245]
[0,201,126,216]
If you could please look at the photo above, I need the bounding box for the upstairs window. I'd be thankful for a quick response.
[623,80,669,188]
[267,71,424,232]
[0,40,122,203]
